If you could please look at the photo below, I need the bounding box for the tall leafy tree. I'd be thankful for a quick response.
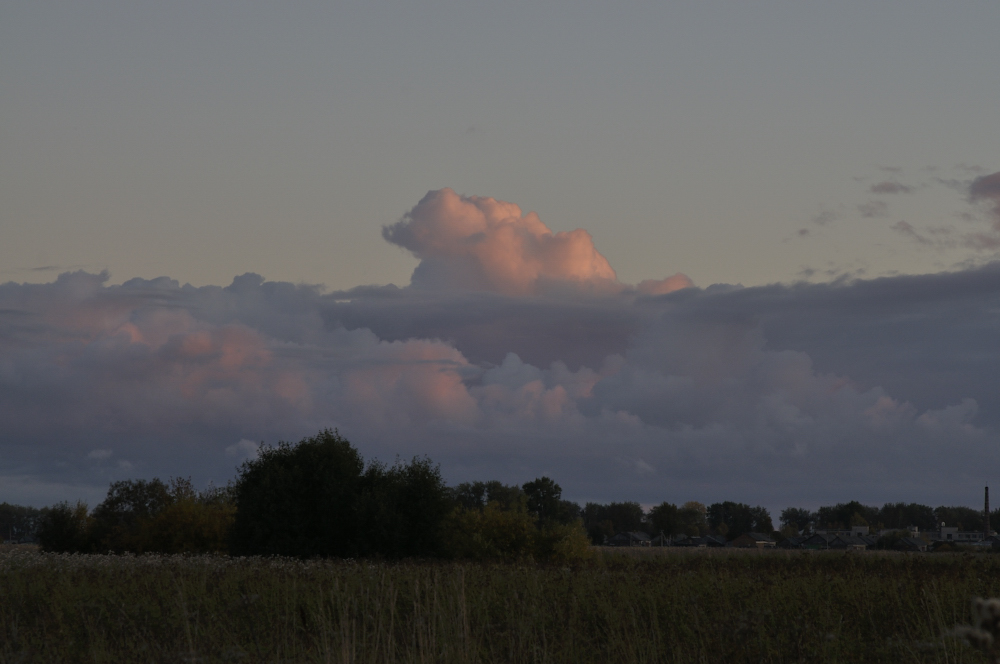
[358,456,452,558]
[815,501,879,530]
[932,505,983,532]
[780,507,813,533]
[582,501,645,543]
[647,502,680,536]
[37,501,91,553]
[678,501,708,536]
[89,478,173,552]
[450,481,526,512]
[0,503,41,542]
[708,502,773,539]
[522,477,563,523]
[878,502,936,531]
[230,429,452,559]
[230,429,365,557]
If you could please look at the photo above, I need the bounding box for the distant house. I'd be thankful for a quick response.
[895,537,928,552]
[650,533,673,546]
[729,533,776,549]
[931,523,987,543]
[829,535,874,551]
[608,531,651,547]
[699,535,728,548]
[814,526,871,538]
[801,533,837,550]
[778,536,806,549]
[672,535,726,548]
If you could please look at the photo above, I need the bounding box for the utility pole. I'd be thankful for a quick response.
[985,486,991,539]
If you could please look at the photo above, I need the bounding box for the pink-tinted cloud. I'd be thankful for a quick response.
[636,274,694,296]
[4,192,1000,509]
[383,188,689,296]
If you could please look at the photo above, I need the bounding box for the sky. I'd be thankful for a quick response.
[2,0,1000,513]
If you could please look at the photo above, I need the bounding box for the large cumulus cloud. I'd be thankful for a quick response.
[382,188,691,296]
[2,190,999,509]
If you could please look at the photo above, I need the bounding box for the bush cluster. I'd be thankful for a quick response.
[38,478,234,554]
[37,429,592,563]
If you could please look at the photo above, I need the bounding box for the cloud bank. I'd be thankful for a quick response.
[2,189,999,508]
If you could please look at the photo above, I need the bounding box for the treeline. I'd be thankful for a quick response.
[779,501,998,535]
[579,500,772,542]
[0,502,42,543]
[33,430,590,563]
[12,429,996,559]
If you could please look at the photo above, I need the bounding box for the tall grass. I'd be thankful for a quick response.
[1,547,998,663]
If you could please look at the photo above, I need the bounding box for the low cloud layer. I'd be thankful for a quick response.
[3,190,1000,509]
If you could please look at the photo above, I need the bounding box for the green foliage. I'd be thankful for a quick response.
[138,492,236,554]
[230,429,451,559]
[0,503,42,542]
[229,429,365,557]
[880,502,938,530]
[522,476,562,522]
[450,480,527,512]
[582,501,645,543]
[358,456,452,558]
[444,480,590,563]
[91,477,234,554]
[443,503,538,561]
[778,524,800,540]
[533,521,594,564]
[678,501,708,536]
[647,501,680,536]
[38,480,235,554]
[815,501,880,530]
[36,501,91,553]
[707,501,773,539]
[875,529,912,550]
[935,505,987,532]
[780,506,813,532]
[90,478,174,552]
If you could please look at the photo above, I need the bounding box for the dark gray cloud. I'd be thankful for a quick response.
[891,220,933,246]
[3,261,1000,509]
[858,201,889,218]
[970,172,1000,216]
[961,171,1000,249]
[3,189,1000,510]
[870,181,914,195]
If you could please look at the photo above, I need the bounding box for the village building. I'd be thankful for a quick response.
[608,531,651,547]
[729,532,776,549]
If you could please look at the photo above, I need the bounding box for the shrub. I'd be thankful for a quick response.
[37,501,91,553]
[358,456,452,558]
[443,501,592,563]
[443,503,538,561]
[535,521,594,564]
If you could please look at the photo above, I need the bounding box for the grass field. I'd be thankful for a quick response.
[1,545,998,663]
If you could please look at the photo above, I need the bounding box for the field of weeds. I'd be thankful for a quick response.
[1,546,998,663]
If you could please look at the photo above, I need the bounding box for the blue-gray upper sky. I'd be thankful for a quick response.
[3,0,999,289]
[3,0,1000,512]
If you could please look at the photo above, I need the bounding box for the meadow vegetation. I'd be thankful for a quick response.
[7,430,1000,661]
[2,547,999,663]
